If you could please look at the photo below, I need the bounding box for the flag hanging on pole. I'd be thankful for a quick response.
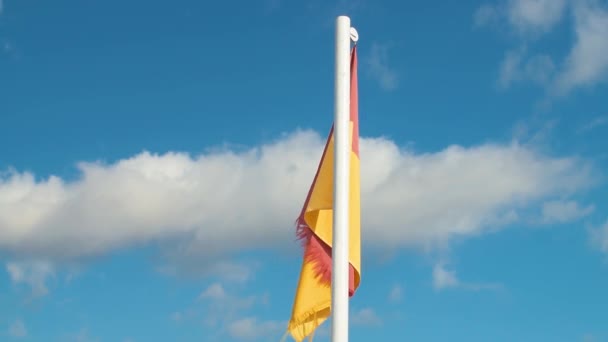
[285,45,360,342]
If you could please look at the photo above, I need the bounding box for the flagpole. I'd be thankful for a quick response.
[331,15,354,342]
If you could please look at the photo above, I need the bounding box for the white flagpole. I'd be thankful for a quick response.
[331,15,355,342]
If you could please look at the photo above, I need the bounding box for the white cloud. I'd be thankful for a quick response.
[158,258,258,283]
[388,284,403,303]
[351,308,382,326]
[590,220,608,254]
[578,116,608,133]
[198,282,227,300]
[507,0,568,35]
[474,4,500,27]
[197,282,263,328]
[541,200,594,223]
[554,0,608,93]
[62,328,99,342]
[474,0,567,35]
[433,263,459,289]
[582,333,597,342]
[499,48,555,88]
[477,0,608,94]
[8,319,27,338]
[0,130,595,271]
[172,284,274,339]
[227,317,284,341]
[263,0,282,13]
[366,43,398,90]
[197,283,261,310]
[361,138,591,248]
[5,260,54,298]
[184,283,281,340]
[433,263,502,291]
[170,311,182,322]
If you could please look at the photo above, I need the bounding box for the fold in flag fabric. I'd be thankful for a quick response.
[285,46,361,342]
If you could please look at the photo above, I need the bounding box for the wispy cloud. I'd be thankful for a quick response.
[174,282,277,340]
[474,0,567,36]
[578,116,608,133]
[366,42,398,90]
[61,328,99,342]
[227,317,285,341]
[507,0,568,36]
[476,0,608,96]
[540,200,594,224]
[198,282,228,301]
[474,4,500,28]
[433,263,460,290]
[590,220,608,254]
[498,48,555,88]
[263,0,282,14]
[170,311,183,322]
[582,333,598,342]
[158,259,259,283]
[554,0,608,94]
[388,284,403,303]
[197,283,261,327]
[5,260,55,299]
[352,308,382,326]
[204,283,270,331]
[8,319,27,338]
[433,263,502,291]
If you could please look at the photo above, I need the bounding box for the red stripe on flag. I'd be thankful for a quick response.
[295,46,359,297]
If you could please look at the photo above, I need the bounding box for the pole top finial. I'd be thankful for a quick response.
[350,27,359,43]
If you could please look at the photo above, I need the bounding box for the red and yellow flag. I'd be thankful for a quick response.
[286,46,361,342]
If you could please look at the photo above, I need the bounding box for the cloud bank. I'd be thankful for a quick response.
[0,130,595,270]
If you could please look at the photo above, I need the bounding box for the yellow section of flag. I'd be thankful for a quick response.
[285,46,360,342]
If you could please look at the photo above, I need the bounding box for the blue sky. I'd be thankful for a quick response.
[1,0,608,341]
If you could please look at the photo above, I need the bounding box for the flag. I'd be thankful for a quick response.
[285,45,360,342]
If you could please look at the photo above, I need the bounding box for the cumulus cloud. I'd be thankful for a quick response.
[0,130,595,271]
[8,319,27,338]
